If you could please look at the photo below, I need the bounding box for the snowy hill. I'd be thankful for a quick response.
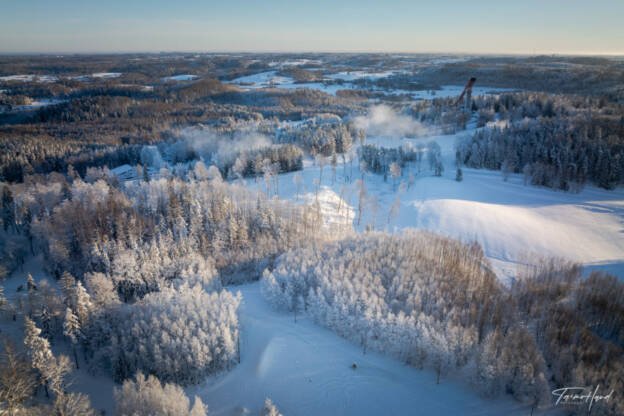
[242,127,624,282]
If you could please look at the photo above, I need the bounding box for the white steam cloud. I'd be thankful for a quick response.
[176,127,271,167]
[354,105,428,138]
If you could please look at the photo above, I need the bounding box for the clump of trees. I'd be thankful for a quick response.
[110,284,241,384]
[211,144,304,179]
[278,122,357,156]
[357,144,418,175]
[456,116,624,190]
[115,372,208,416]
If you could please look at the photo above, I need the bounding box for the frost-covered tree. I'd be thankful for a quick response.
[0,284,6,311]
[63,307,82,368]
[355,179,367,226]
[59,271,75,307]
[24,317,72,397]
[72,281,91,327]
[114,372,207,416]
[261,398,283,416]
[26,274,36,293]
[389,162,401,191]
[84,272,119,308]
[293,172,303,201]
[54,392,96,416]
[0,337,38,416]
[111,284,240,384]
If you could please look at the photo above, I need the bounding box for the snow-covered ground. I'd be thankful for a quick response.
[0,98,66,113]
[268,59,322,68]
[410,85,518,100]
[225,70,516,98]
[325,70,396,81]
[224,71,296,89]
[163,74,198,82]
[6,113,621,416]
[0,74,58,82]
[91,72,122,79]
[243,128,624,282]
[191,282,538,416]
[0,73,123,83]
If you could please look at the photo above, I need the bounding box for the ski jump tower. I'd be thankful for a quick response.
[456,77,476,110]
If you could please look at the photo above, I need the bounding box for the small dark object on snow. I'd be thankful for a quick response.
[351,363,357,370]
[16,285,23,292]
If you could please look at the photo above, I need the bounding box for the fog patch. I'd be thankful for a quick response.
[354,105,428,138]
[170,127,272,167]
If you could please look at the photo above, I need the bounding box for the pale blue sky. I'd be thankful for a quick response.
[1,0,622,54]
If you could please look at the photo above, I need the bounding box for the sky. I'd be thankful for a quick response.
[1,0,623,55]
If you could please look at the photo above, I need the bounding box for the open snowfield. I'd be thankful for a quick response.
[191,282,539,416]
[243,127,624,282]
[91,72,122,79]
[163,74,199,82]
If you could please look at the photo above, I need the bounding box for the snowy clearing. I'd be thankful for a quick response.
[224,71,295,89]
[190,282,535,416]
[243,128,624,282]
[325,70,396,81]
[163,74,199,82]
[0,74,58,83]
[91,72,122,78]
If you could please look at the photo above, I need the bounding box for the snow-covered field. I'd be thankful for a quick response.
[91,72,122,79]
[224,71,296,89]
[0,74,58,82]
[410,85,518,100]
[190,282,534,416]
[325,70,396,81]
[0,98,66,113]
[225,70,517,98]
[163,74,198,82]
[243,128,624,282]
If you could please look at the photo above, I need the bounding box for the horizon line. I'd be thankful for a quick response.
[0,50,623,57]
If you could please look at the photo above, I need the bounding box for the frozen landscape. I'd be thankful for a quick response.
[240,123,624,282]
[1,49,623,416]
